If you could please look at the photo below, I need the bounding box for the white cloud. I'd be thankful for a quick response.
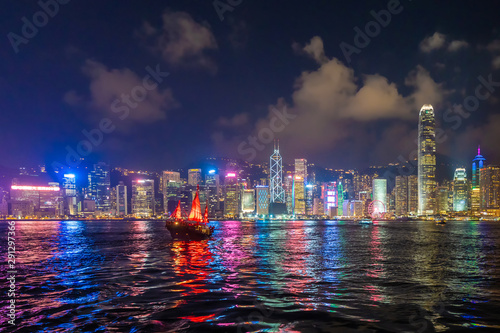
[139,11,218,72]
[420,32,446,53]
[298,36,329,65]
[448,40,469,52]
[77,60,177,124]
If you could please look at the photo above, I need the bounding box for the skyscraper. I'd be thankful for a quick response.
[256,185,270,216]
[453,168,468,212]
[63,173,77,215]
[188,169,202,186]
[480,165,500,210]
[224,172,239,218]
[293,176,306,215]
[294,159,308,182]
[372,178,387,214]
[471,146,486,212]
[131,179,155,218]
[395,176,408,216]
[337,181,344,216]
[162,171,181,213]
[270,142,285,204]
[116,181,128,216]
[87,162,111,214]
[418,104,437,215]
[205,170,220,216]
[408,175,418,215]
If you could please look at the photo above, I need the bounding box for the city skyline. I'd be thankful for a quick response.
[2,1,500,171]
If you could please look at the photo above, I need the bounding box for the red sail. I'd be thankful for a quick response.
[188,187,203,222]
[170,200,183,220]
[203,204,209,223]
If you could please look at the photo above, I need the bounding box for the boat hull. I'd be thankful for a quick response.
[166,221,213,240]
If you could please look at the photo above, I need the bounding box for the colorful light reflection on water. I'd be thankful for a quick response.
[1,220,500,332]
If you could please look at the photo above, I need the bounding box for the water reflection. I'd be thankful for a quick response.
[1,220,499,332]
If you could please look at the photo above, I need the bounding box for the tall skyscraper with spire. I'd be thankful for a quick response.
[418,104,437,215]
[270,141,285,204]
[471,146,485,212]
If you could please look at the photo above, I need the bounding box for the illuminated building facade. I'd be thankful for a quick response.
[224,173,239,218]
[241,189,255,214]
[116,181,128,216]
[188,169,202,186]
[372,178,387,213]
[63,173,77,215]
[471,147,486,212]
[256,185,269,216]
[480,166,500,210]
[10,184,62,217]
[436,185,450,214]
[305,185,314,215]
[294,159,308,182]
[131,179,155,218]
[270,142,285,204]
[418,104,437,215]
[322,182,337,216]
[337,182,344,216]
[87,162,111,214]
[408,175,418,215]
[453,168,468,212]
[293,176,306,215]
[162,171,181,213]
[395,176,408,216]
[205,170,220,216]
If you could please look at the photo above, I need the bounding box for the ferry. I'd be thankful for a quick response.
[165,186,214,240]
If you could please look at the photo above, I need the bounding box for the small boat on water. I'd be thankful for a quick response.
[359,219,373,225]
[165,186,214,240]
[436,219,446,225]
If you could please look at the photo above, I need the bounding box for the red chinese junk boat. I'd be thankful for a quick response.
[165,185,214,240]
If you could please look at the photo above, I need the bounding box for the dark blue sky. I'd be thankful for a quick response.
[1,0,500,171]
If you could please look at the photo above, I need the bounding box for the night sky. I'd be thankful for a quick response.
[1,0,500,171]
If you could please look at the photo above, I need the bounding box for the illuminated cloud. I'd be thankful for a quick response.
[66,60,177,127]
[138,11,218,72]
[420,32,446,53]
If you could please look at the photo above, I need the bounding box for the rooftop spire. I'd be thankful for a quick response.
[478,145,481,156]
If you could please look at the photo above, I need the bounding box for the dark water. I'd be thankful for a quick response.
[1,220,500,332]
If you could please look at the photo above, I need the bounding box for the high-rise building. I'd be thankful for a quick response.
[337,182,344,216]
[305,184,314,216]
[418,104,437,215]
[116,181,128,216]
[188,169,202,186]
[162,171,181,214]
[436,185,450,214]
[63,173,77,215]
[293,176,306,215]
[10,184,62,217]
[480,166,500,210]
[241,189,255,214]
[372,178,387,214]
[270,142,285,204]
[205,170,220,216]
[408,175,418,215]
[322,182,337,216]
[294,159,308,182]
[87,162,111,214]
[224,172,239,218]
[269,142,286,215]
[395,176,408,216]
[471,146,486,212]
[256,186,270,216]
[131,179,155,218]
[453,168,468,212]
